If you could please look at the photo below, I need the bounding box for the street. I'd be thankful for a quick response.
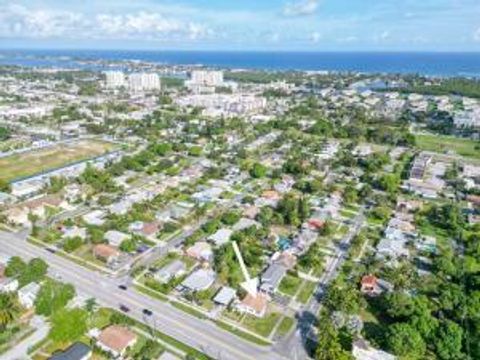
[0,230,283,360]
[275,211,365,359]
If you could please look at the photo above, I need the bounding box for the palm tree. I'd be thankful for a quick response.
[0,293,21,330]
[84,297,97,326]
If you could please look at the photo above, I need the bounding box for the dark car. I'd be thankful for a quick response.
[142,309,153,316]
[119,304,130,313]
[45,247,56,254]
[118,285,128,290]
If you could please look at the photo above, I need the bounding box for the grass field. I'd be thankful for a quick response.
[415,134,480,160]
[0,139,117,182]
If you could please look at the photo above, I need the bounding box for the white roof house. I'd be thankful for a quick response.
[104,230,129,247]
[213,286,237,306]
[18,282,41,308]
[82,210,106,226]
[208,228,233,246]
[154,260,186,283]
[62,226,87,240]
[232,218,260,232]
[181,269,216,291]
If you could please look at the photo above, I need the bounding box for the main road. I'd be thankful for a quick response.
[0,230,284,360]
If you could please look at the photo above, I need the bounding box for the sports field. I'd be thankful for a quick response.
[415,134,480,160]
[0,139,117,182]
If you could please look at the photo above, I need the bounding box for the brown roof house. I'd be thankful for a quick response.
[96,325,137,358]
[235,293,269,318]
[360,275,393,297]
[93,244,120,265]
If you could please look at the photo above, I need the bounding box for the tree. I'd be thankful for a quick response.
[377,174,400,194]
[315,315,353,360]
[433,320,464,360]
[18,258,48,287]
[4,256,26,278]
[0,293,21,330]
[387,323,426,358]
[63,236,83,253]
[249,163,267,178]
[35,280,75,316]
[49,308,88,343]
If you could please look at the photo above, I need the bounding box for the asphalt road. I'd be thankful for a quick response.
[0,230,284,360]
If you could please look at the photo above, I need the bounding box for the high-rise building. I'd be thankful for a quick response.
[127,73,161,92]
[104,71,126,89]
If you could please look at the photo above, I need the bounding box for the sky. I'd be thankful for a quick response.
[0,0,479,51]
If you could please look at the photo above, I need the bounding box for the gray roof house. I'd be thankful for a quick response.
[154,260,186,283]
[208,228,233,246]
[48,342,92,360]
[181,269,216,292]
[213,286,237,306]
[260,263,287,294]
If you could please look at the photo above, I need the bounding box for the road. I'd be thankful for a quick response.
[275,211,365,359]
[0,230,283,360]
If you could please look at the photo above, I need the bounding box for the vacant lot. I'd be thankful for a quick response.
[415,134,480,160]
[0,139,117,182]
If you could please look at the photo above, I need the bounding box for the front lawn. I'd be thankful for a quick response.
[278,274,302,297]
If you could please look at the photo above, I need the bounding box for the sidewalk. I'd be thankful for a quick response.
[2,316,49,360]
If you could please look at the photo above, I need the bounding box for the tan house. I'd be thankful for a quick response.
[93,244,120,264]
[236,293,269,318]
[96,325,137,358]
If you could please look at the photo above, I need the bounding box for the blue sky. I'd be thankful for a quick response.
[0,0,479,51]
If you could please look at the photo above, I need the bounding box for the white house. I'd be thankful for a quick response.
[18,282,41,308]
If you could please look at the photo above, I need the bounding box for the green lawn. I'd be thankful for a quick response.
[275,317,295,337]
[296,281,317,304]
[415,134,480,160]
[0,139,117,182]
[242,313,281,338]
[278,274,302,297]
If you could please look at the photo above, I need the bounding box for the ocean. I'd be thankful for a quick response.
[1,50,480,77]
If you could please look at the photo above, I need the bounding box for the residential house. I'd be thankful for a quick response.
[82,210,106,226]
[260,263,287,294]
[93,244,120,264]
[18,282,40,308]
[243,205,260,220]
[104,230,129,247]
[180,269,216,292]
[292,229,318,253]
[208,228,233,246]
[213,286,237,306]
[62,226,87,240]
[48,342,92,360]
[185,242,213,262]
[96,325,137,358]
[236,292,269,318]
[232,218,260,232]
[273,251,297,270]
[255,190,281,208]
[154,260,186,283]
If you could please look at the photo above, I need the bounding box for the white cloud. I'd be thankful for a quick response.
[0,4,212,42]
[0,4,86,38]
[283,0,320,17]
[474,27,480,42]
